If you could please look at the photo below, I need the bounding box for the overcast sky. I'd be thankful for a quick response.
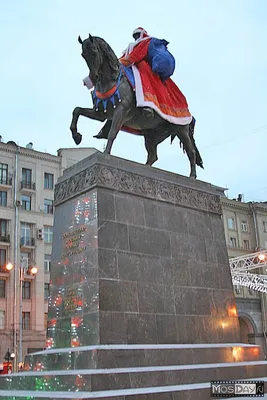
[1,0,266,201]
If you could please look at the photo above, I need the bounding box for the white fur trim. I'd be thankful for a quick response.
[132,66,192,125]
[133,27,147,35]
[123,36,151,56]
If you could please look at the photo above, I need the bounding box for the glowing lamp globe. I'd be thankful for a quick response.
[258,254,266,262]
[5,262,13,271]
[30,266,38,275]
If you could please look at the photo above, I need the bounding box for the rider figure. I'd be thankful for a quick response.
[120,27,175,83]
[120,27,151,66]
[93,27,155,139]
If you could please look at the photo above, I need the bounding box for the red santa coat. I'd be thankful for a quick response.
[120,40,192,126]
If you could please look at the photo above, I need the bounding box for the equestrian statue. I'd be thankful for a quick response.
[70,27,203,178]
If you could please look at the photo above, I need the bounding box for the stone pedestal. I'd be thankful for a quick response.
[0,152,266,399]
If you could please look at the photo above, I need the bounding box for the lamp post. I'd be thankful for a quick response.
[18,259,38,365]
[4,348,15,374]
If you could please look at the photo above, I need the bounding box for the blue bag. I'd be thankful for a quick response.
[148,38,175,81]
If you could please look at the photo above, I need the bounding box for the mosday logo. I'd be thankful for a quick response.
[211,381,264,397]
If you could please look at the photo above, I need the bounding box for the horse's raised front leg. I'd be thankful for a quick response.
[176,125,197,179]
[70,107,106,145]
[104,110,124,154]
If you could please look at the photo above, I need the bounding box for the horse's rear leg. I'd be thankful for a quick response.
[144,130,170,166]
[144,134,158,166]
[176,125,197,179]
[70,107,106,145]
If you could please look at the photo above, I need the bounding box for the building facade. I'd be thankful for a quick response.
[0,140,95,367]
[221,197,267,352]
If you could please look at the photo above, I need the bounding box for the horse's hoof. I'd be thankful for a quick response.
[72,132,82,145]
[93,131,106,139]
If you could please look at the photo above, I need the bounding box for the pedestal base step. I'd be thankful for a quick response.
[0,362,266,398]
[0,379,266,400]
[24,343,263,371]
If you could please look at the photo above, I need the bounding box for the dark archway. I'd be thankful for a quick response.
[238,314,257,344]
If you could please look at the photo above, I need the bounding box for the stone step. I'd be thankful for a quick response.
[0,386,209,400]
[0,378,266,400]
[24,343,263,371]
[0,361,266,392]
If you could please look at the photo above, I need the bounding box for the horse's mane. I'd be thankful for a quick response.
[92,36,120,78]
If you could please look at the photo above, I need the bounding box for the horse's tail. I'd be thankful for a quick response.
[171,116,204,169]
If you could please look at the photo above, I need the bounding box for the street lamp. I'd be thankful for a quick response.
[258,253,266,262]
[18,259,38,366]
[5,262,14,272]
[4,348,15,374]
[27,266,38,276]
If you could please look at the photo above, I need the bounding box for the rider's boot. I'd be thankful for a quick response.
[142,108,154,118]
[94,120,112,139]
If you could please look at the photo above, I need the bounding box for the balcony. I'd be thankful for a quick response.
[20,237,35,248]
[20,181,36,191]
[0,234,10,246]
[0,175,12,188]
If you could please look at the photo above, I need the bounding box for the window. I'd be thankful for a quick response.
[0,164,8,185]
[20,252,29,269]
[0,311,5,329]
[241,221,248,232]
[44,313,48,330]
[44,226,53,243]
[263,221,267,233]
[44,199,53,214]
[22,312,30,330]
[21,223,31,238]
[44,254,51,272]
[243,240,250,250]
[0,191,7,207]
[235,285,241,294]
[20,223,32,246]
[44,173,54,190]
[44,283,50,300]
[0,249,6,268]
[22,281,31,299]
[0,280,5,298]
[230,237,237,248]
[0,220,7,237]
[22,168,32,185]
[21,195,31,211]
[227,217,235,230]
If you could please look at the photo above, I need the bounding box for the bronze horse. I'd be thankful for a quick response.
[70,35,203,178]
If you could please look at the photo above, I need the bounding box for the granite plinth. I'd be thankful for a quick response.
[47,152,240,348]
[1,152,266,399]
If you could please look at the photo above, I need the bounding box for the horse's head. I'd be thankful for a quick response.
[78,34,119,84]
[78,34,101,84]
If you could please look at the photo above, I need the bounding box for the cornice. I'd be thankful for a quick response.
[221,198,267,215]
[54,163,222,214]
[0,145,60,164]
[221,198,250,212]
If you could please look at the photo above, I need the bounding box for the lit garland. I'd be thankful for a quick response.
[45,192,98,350]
